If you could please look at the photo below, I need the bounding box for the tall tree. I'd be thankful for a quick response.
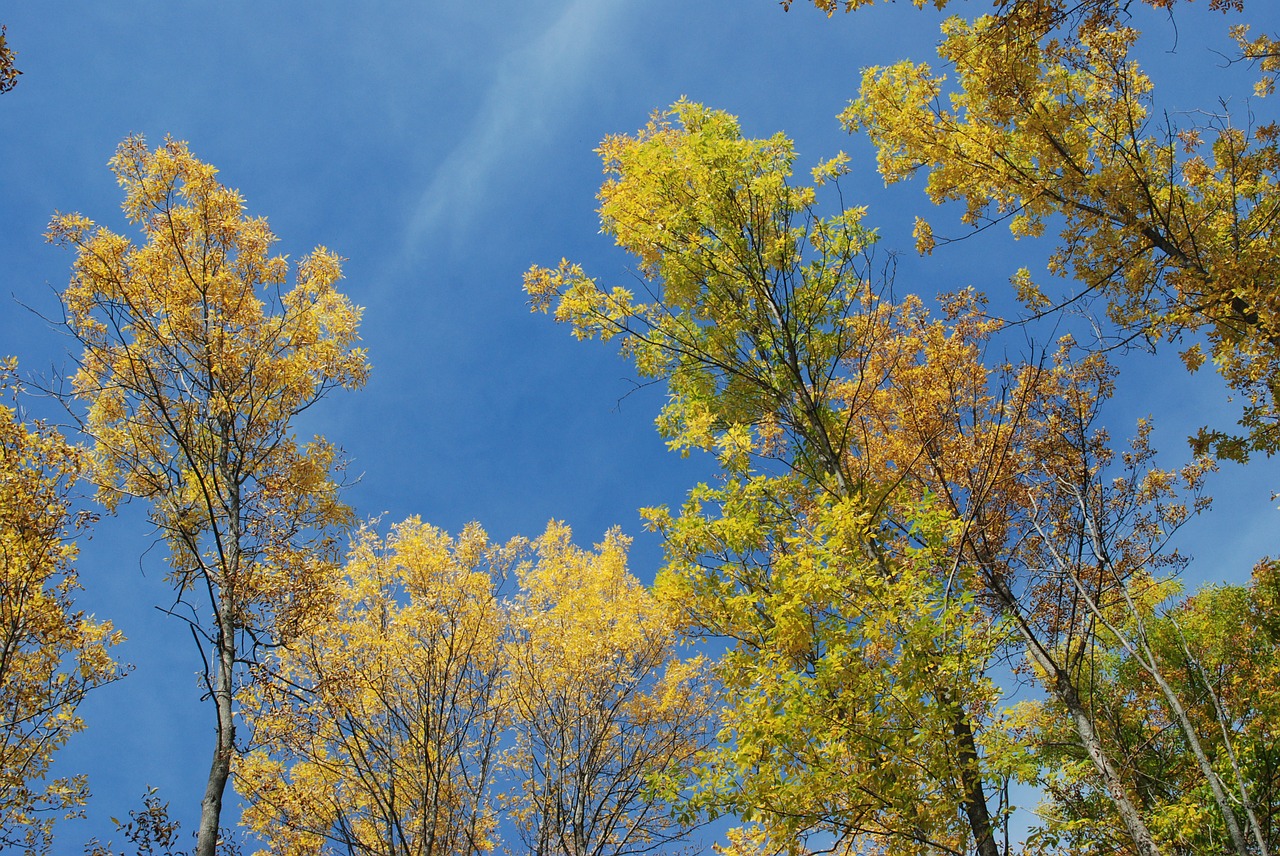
[0,359,123,854]
[506,522,711,856]
[825,285,1227,856]
[1011,559,1280,855]
[527,101,1007,856]
[783,0,1279,847]
[527,96,1260,856]
[47,136,369,856]
[239,519,508,856]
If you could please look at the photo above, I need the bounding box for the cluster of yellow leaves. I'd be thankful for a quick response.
[239,520,710,856]
[654,482,1001,856]
[846,1,1280,459]
[1232,24,1280,97]
[834,286,1212,629]
[239,519,507,856]
[526,100,876,496]
[0,359,123,853]
[508,522,712,856]
[46,133,370,641]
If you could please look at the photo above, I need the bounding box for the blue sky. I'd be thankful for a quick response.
[2,0,1279,851]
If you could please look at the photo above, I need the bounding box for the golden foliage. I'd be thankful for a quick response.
[0,360,123,853]
[529,95,1235,856]
[507,522,712,856]
[239,520,507,856]
[48,135,369,856]
[846,1,1280,459]
[240,520,710,856]
[47,135,369,618]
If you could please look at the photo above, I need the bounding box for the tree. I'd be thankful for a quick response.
[241,518,708,856]
[1011,560,1280,855]
[649,476,1004,856]
[0,358,123,853]
[506,522,711,856]
[819,282,1229,856]
[47,136,369,856]
[836,0,1280,460]
[527,101,1008,856]
[527,95,1267,856]
[239,519,508,856]
[780,0,1280,848]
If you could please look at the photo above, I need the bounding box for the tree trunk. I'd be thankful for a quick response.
[197,442,240,856]
[1004,600,1165,856]
[1055,669,1163,856]
[196,597,236,856]
[816,425,1001,856]
[940,688,1001,856]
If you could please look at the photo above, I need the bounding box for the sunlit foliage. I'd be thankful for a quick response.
[48,137,369,856]
[842,0,1280,460]
[0,360,122,853]
[529,94,1266,856]
[507,522,712,856]
[529,101,1009,856]
[240,520,508,856]
[240,519,709,856]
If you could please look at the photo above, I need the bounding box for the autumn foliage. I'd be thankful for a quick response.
[0,362,122,853]
[3,1,1279,855]
[238,519,709,856]
[529,81,1276,856]
[47,137,369,856]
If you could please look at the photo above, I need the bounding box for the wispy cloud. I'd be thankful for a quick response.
[403,0,624,256]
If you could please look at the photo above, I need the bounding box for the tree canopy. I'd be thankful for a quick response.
[2,2,1277,855]
[47,136,369,856]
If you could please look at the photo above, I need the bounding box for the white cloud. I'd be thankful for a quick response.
[403,0,625,255]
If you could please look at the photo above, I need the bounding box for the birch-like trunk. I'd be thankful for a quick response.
[195,597,236,856]
[998,594,1165,856]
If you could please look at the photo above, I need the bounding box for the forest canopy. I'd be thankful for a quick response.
[1,1,1278,855]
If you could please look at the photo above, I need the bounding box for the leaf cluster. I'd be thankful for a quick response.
[238,519,712,856]
[0,360,125,854]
